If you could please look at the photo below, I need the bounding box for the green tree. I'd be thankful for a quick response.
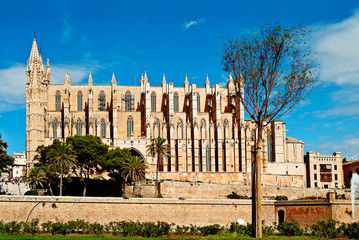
[0,133,14,172]
[146,137,170,197]
[48,142,77,196]
[66,135,108,196]
[26,167,46,190]
[221,22,317,237]
[121,156,148,197]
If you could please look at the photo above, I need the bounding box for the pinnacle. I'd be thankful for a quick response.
[28,37,40,62]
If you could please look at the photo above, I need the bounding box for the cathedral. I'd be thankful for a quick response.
[26,38,306,187]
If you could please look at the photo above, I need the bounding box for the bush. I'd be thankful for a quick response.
[277,221,303,236]
[310,220,343,238]
[134,193,143,198]
[269,195,288,200]
[229,222,252,236]
[343,222,359,239]
[24,190,38,196]
[226,192,250,199]
[200,224,223,235]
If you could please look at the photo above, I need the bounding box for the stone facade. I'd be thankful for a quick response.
[305,152,343,189]
[343,160,359,188]
[12,152,26,179]
[26,38,306,186]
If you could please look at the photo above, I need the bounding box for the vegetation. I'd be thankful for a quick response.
[48,142,77,196]
[220,22,318,237]
[121,156,148,197]
[0,219,358,239]
[26,167,46,190]
[146,137,171,197]
[0,133,14,172]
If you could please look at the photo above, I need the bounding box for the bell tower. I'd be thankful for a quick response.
[26,37,48,169]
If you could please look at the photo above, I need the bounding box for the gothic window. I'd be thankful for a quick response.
[127,116,134,137]
[76,119,82,135]
[125,91,132,112]
[77,91,83,111]
[100,119,106,138]
[151,92,156,112]
[174,92,179,112]
[98,90,106,111]
[53,119,58,138]
[206,146,211,172]
[55,91,61,111]
[177,119,183,139]
[197,93,200,112]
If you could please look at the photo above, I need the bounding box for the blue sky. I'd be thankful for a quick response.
[0,0,358,159]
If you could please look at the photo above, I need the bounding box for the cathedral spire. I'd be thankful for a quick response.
[111,72,117,85]
[88,72,93,86]
[162,73,166,85]
[28,37,40,63]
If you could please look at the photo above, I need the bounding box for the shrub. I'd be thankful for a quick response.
[227,192,250,199]
[343,222,359,239]
[24,190,38,196]
[156,194,164,198]
[134,193,143,198]
[277,221,303,236]
[200,224,223,235]
[229,222,251,236]
[310,220,343,238]
[269,195,288,200]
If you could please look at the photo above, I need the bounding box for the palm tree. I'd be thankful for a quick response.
[121,156,148,197]
[26,167,47,190]
[48,142,77,196]
[146,137,170,197]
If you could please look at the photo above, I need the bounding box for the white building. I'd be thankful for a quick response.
[12,152,26,179]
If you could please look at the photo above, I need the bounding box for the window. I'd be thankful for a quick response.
[357,168,359,174]
[335,174,338,181]
[349,171,353,179]
[55,91,61,111]
[100,119,106,138]
[206,146,211,172]
[334,165,337,171]
[320,164,332,172]
[197,93,200,112]
[314,174,317,180]
[314,182,318,188]
[125,91,132,111]
[320,173,332,182]
[77,91,83,111]
[53,119,58,138]
[151,92,156,112]
[127,116,134,137]
[267,133,272,162]
[98,91,106,111]
[76,119,82,135]
[174,92,179,112]
[314,164,317,170]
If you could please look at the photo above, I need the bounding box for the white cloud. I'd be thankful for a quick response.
[311,12,359,85]
[0,63,90,113]
[182,18,205,30]
[62,16,72,41]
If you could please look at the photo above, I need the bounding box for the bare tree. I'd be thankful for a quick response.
[221,23,318,238]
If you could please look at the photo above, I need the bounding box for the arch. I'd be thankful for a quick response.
[100,118,106,138]
[174,92,179,112]
[53,118,58,138]
[55,91,61,111]
[125,91,132,111]
[129,148,145,160]
[151,92,156,112]
[197,92,200,112]
[77,91,83,111]
[127,116,134,137]
[76,118,82,135]
[98,90,106,111]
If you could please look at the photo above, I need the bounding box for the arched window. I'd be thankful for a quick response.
[151,92,156,112]
[197,93,200,112]
[55,91,61,111]
[174,92,179,112]
[127,116,134,137]
[76,119,82,135]
[206,146,211,172]
[100,119,106,138]
[77,91,83,111]
[98,90,106,111]
[177,119,183,139]
[53,119,58,138]
[125,91,132,112]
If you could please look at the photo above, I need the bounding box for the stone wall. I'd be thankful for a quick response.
[129,180,350,200]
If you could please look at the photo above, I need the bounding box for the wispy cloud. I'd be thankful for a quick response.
[62,16,72,41]
[0,63,91,113]
[182,18,205,30]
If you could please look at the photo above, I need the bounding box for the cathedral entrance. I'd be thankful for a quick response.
[129,148,145,160]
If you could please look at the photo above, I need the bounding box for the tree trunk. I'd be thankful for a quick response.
[133,182,136,197]
[155,153,160,197]
[48,182,54,196]
[83,179,88,197]
[252,124,262,238]
[60,162,63,196]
